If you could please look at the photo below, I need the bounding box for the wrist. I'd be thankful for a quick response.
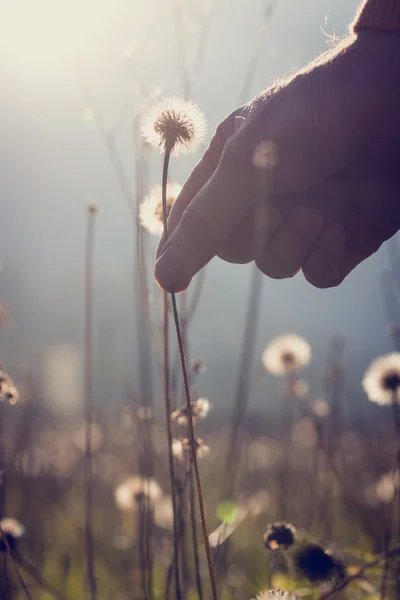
[353,0,400,33]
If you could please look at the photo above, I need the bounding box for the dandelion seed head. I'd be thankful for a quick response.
[191,358,207,374]
[0,518,25,552]
[114,476,162,510]
[173,437,210,460]
[294,544,345,583]
[171,396,212,424]
[264,521,296,550]
[252,589,300,600]
[141,96,207,155]
[362,353,400,405]
[262,335,311,375]
[313,399,330,417]
[139,182,182,236]
[194,397,212,418]
[376,471,399,503]
[88,204,98,216]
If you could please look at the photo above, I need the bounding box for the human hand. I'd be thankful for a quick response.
[155,31,400,292]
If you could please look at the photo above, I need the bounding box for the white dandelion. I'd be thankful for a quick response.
[0,518,25,551]
[171,396,212,425]
[172,437,210,460]
[114,476,162,511]
[0,518,25,539]
[362,353,400,405]
[139,182,182,236]
[262,334,311,375]
[376,471,399,503]
[141,96,207,155]
[252,590,300,600]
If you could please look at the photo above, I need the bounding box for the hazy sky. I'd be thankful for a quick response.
[0,0,392,413]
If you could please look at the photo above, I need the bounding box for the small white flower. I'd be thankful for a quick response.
[262,335,311,375]
[139,182,182,236]
[376,471,399,503]
[114,476,162,510]
[252,589,299,600]
[362,353,400,405]
[0,518,25,539]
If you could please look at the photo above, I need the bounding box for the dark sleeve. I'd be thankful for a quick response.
[353,0,400,33]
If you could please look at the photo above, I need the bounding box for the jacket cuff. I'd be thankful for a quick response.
[353,0,400,33]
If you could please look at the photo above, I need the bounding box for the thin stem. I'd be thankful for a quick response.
[84,207,97,600]
[162,143,217,600]
[319,545,400,600]
[163,292,182,600]
[1,532,31,600]
[170,294,217,599]
[238,1,278,104]
[223,266,263,498]
[16,552,67,600]
[138,497,149,600]
[391,396,400,598]
[189,466,203,600]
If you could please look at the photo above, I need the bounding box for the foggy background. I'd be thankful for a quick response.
[0,0,388,414]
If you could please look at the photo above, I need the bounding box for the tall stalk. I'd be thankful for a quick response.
[161,143,217,600]
[84,205,97,600]
[160,143,182,600]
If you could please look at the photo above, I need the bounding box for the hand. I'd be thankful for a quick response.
[155,31,400,292]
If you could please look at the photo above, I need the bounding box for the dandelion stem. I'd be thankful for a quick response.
[161,144,182,597]
[84,207,97,600]
[163,290,182,600]
[1,531,31,600]
[161,142,217,600]
[189,465,203,600]
[391,396,400,598]
[15,552,67,600]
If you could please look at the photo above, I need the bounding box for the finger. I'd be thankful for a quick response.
[156,108,246,259]
[255,203,324,278]
[154,131,267,292]
[302,221,346,288]
[218,200,282,264]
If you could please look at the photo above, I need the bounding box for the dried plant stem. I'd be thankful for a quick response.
[238,0,278,104]
[319,545,400,600]
[1,531,31,600]
[84,208,97,600]
[391,396,400,597]
[224,266,263,497]
[161,144,217,600]
[189,466,203,600]
[173,4,191,97]
[15,552,67,600]
[163,291,182,600]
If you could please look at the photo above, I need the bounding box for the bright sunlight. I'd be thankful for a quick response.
[0,0,113,67]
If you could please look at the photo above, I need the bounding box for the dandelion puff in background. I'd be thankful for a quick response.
[362,353,400,405]
[252,589,300,600]
[141,96,207,155]
[172,437,210,460]
[263,521,296,551]
[171,396,212,425]
[114,476,162,511]
[262,334,311,376]
[139,182,182,236]
[294,544,345,583]
[0,518,25,552]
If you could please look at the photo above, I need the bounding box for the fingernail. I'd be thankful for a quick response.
[154,246,191,292]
